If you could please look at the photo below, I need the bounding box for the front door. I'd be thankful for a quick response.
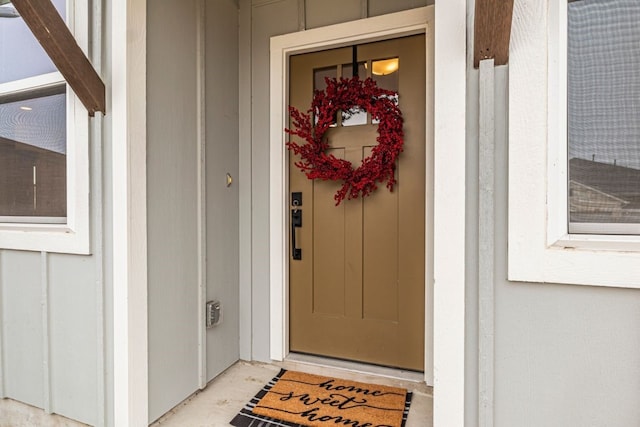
[288,35,426,371]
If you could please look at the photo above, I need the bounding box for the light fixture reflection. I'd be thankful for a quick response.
[371,58,399,76]
[20,106,33,111]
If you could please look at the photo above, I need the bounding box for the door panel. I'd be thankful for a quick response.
[289,35,426,371]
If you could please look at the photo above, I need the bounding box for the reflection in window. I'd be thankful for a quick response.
[341,62,367,126]
[0,87,67,219]
[314,66,337,127]
[0,0,66,84]
[568,0,640,232]
[371,58,399,124]
[314,65,336,93]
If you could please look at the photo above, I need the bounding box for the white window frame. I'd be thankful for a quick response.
[0,0,90,254]
[508,0,640,288]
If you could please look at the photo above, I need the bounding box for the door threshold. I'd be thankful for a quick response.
[282,353,426,384]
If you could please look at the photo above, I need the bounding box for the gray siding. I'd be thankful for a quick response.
[205,0,241,382]
[147,0,240,422]
[48,253,99,424]
[1,251,44,410]
[246,0,300,363]
[490,69,640,425]
[147,0,200,421]
[0,128,104,425]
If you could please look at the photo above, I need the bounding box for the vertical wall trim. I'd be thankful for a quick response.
[196,0,207,390]
[41,252,52,414]
[361,0,368,19]
[90,0,106,423]
[0,251,4,398]
[297,0,305,31]
[238,0,253,361]
[424,16,436,387]
[433,1,467,425]
[478,58,495,427]
[94,114,106,427]
[112,0,148,424]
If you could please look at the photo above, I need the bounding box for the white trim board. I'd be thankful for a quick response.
[111,0,149,425]
[269,4,467,426]
[432,2,467,425]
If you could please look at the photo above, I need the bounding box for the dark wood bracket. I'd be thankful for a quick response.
[12,0,106,116]
[474,0,515,68]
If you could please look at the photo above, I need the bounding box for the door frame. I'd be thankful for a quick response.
[270,6,436,376]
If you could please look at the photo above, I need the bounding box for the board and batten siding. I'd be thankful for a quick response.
[147,0,200,421]
[204,0,241,385]
[147,0,240,422]
[0,127,105,426]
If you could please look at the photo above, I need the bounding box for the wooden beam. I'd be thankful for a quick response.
[12,0,105,116]
[474,0,514,68]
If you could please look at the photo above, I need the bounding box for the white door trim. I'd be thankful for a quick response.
[269,4,435,380]
[269,7,433,377]
[269,4,467,426]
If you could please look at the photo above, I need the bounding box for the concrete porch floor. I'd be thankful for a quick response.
[152,359,433,427]
[0,359,433,426]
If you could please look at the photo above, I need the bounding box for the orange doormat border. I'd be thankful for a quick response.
[230,369,412,427]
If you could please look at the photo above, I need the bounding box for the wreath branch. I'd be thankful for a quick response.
[286,76,404,205]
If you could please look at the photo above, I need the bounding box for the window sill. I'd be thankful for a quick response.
[0,222,90,254]
[554,233,640,253]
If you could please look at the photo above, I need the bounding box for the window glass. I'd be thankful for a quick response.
[341,62,367,126]
[0,0,66,84]
[568,0,640,232]
[313,66,337,127]
[0,0,67,222]
[371,57,399,124]
[0,88,67,219]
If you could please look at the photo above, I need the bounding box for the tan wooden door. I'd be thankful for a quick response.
[289,35,426,371]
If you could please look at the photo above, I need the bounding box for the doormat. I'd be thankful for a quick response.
[229,369,412,427]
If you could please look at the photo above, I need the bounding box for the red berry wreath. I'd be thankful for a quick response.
[286,76,404,205]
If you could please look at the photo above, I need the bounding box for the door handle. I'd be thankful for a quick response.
[291,208,302,260]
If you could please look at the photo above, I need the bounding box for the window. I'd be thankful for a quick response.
[508,0,640,288]
[0,0,91,254]
[0,81,67,222]
[567,0,640,234]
